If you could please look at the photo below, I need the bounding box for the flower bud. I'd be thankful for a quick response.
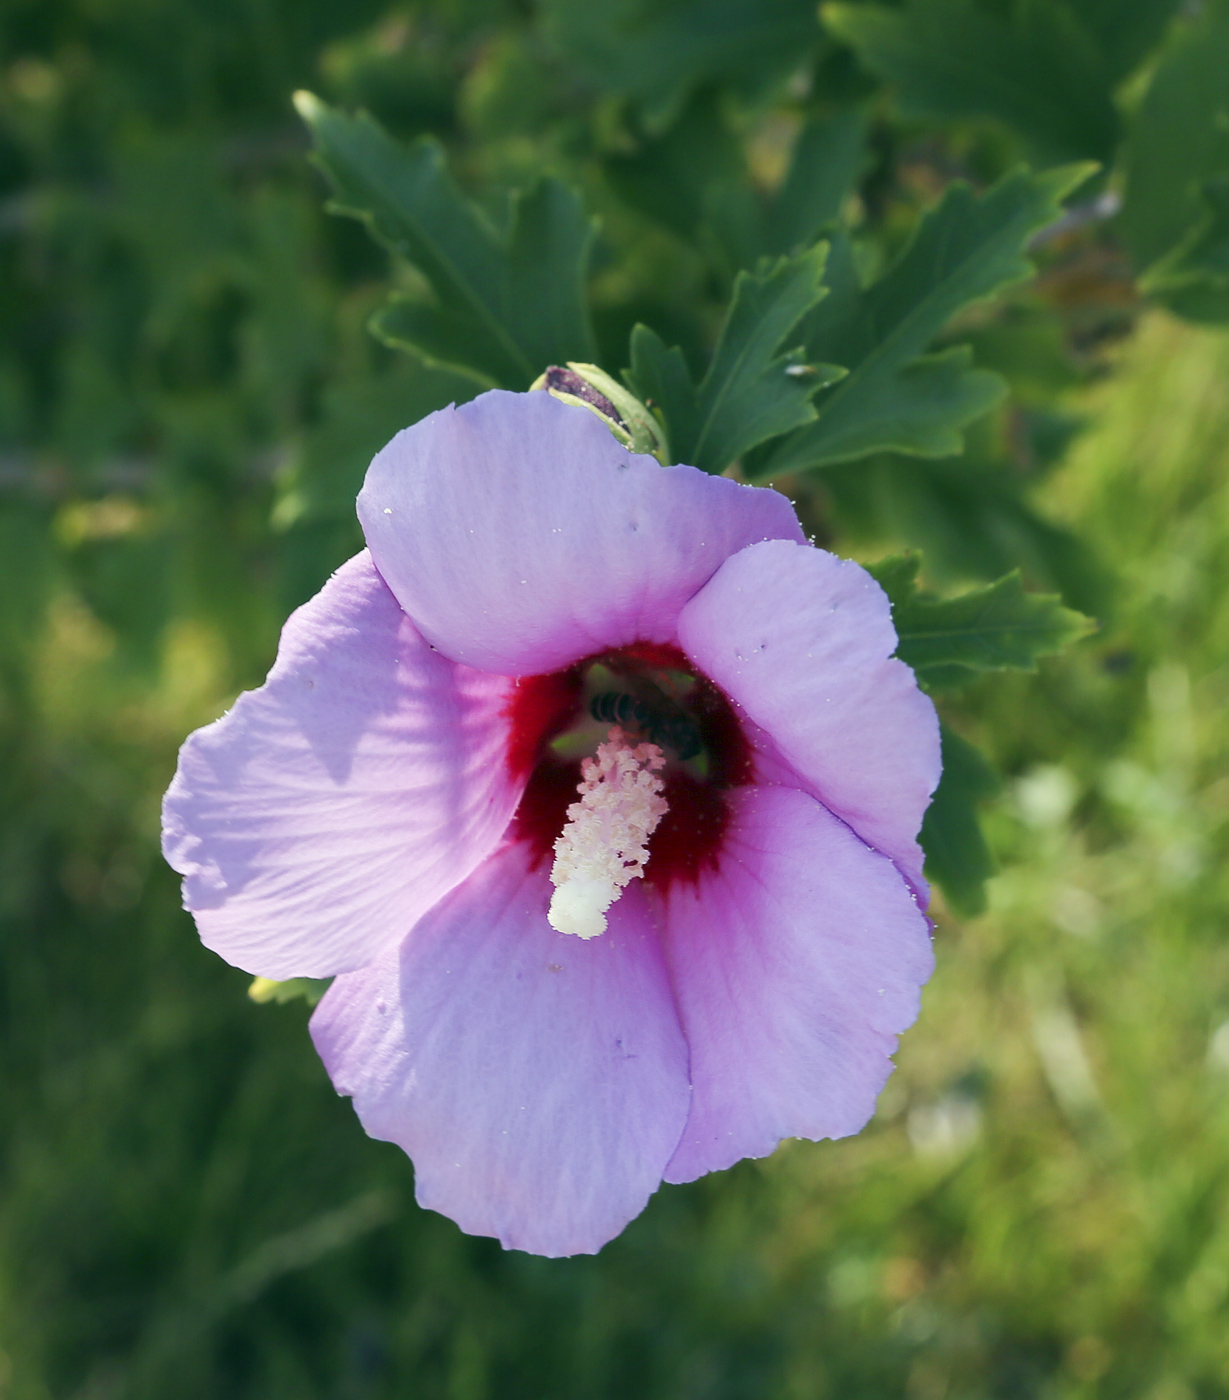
[530,362,667,461]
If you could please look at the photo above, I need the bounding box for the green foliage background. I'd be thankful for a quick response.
[2,0,1229,1395]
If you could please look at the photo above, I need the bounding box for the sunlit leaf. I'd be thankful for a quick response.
[248,977,332,1007]
[868,554,1095,688]
[750,165,1094,476]
[625,246,842,472]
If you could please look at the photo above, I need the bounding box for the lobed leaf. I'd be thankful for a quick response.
[625,246,842,473]
[295,92,596,388]
[749,165,1094,477]
[691,246,844,472]
[605,98,869,274]
[625,326,701,468]
[821,446,1108,618]
[868,555,1095,689]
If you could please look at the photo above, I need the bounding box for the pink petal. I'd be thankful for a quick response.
[677,539,940,887]
[661,785,933,1184]
[162,552,519,980]
[310,841,690,1257]
[356,390,804,675]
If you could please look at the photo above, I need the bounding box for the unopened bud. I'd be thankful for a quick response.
[531,362,667,461]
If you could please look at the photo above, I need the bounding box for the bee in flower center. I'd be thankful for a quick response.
[589,691,703,761]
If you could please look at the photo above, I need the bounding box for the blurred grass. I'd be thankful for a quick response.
[2,311,1228,1398]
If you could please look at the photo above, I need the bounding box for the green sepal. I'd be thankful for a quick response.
[529,362,667,459]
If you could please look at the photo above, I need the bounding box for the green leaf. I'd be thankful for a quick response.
[601,90,752,258]
[604,98,868,273]
[1066,0,1182,82]
[920,724,1001,916]
[822,447,1108,617]
[1141,178,1229,290]
[295,92,596,388]
[824,0,1120,165]
[274,359,482,530]
[867,556,1096,688]
[1123,0,1229,327]
[692,246,844,472]
[762,108,870,257]
[1120,1,1229,286]
[1139,178,1229,322]
[862,550,923,609]
[625,246,843,472]
[750,165,1094,476]
[541,0,821,129]
[624,325,701,467]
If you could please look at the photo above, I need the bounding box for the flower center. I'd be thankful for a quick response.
[547,727,667,939]
[504,643,754,913]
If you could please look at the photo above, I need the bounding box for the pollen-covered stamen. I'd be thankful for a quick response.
[547,727,668,939]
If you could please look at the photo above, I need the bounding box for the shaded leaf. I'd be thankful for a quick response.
[1120,0,1229,324]
[296,93,596,387]
[624,325,701,467]
[1066,0,1182,82]
[1138,177,1229,323]
[602,90,751,251]
[825,0,1120,165]
[275,359,482,529]
[823,448,1108,616]
[763,108,870,257]
[541,0,821,129]
[751,165,1092,476]
[920,724,1001,916]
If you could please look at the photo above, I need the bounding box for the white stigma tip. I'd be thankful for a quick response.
[548,727,667,938]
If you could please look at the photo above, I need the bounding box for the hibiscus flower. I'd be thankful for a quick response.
[162,388,940,1257]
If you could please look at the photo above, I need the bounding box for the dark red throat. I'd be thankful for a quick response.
[502,642,752,892]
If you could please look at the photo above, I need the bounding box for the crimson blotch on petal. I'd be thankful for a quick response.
[162,389,941,1258]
